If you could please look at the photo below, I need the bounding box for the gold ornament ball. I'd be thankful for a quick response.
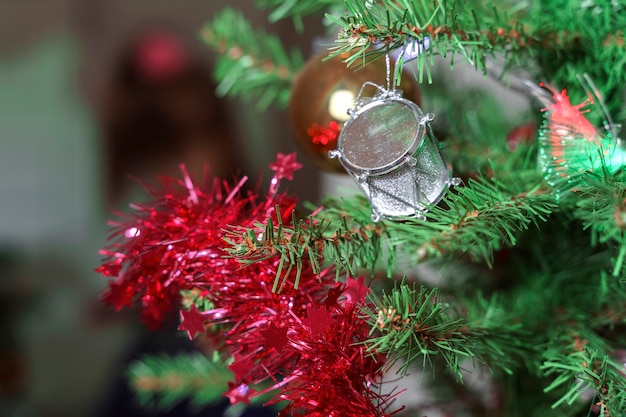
[288,51,421,172]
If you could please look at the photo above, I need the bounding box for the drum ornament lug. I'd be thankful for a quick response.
[328,150,342,159]
[449,177,462,187]
[420,113,435,124]
[356,173,369,184]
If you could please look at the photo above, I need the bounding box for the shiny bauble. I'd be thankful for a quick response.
[289,51,421,172]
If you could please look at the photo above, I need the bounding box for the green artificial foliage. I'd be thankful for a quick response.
[331,0,626,121]
[363,283,537,378]
[199,8,304,109]
[128,352,232,411]
[255,0,342,30]
[573,170,626,276]
[133,1,626,416]
[226,147,554,288]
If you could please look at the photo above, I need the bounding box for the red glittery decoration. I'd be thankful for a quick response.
[97,153,398,416]
[228,351,257,383]
[269,152,303,181]
[343,276,371,305]
[102,280,135,311]
[261,322,289,352]
[307,121,341,147]
[214,266,340,395]
[325,285,344,307]
[177,304,206,339]
[272,296,399,417]
[302,304,335,336]
[97,161,298,328]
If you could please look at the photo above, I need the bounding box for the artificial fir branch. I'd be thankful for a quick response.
[364,239,626,414]
[329,0,535,83]
[224,209,388,287]
[332,0,626,118]
[389,177,555,266]
[203,2,626,116]
[199,8,304,109]
[497,223,626,414]
[128,353,232,411]
[573,171,626,277]
[225,173,556,289]
[528,0,626,120]
[365,284,471,377]
[364,283,539,379]
[256,0,343,29]
[540,327,626,414]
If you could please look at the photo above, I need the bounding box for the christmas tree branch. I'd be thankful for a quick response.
[388,176,554,266]
[199,8,304,109]
[328,0,535,83]
[366,248,626,413]
[256,0,343,30]
[201,2,626,112]
[528,0,626,119]
[225,172,556,290]
[128,353,231,411]
[496,223,626,414]
[322,172,555,266]
[364,283,540,379]
[572,171,626,277]
[540,327,626,415]
[224,209,389,288]
[328,0,626,102]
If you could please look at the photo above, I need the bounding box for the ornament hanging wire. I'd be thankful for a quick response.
[330,51,458,222]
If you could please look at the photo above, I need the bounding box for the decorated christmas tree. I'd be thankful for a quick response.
[97,1,626,416]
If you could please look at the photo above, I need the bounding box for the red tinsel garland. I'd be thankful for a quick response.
[97,153,398,416]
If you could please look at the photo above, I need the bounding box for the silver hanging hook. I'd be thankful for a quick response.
[354,81,388,102]
[349,51,407,115]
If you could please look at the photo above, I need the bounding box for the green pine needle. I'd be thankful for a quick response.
[224,170,556,289]
[128,352,232,411]
[573,170,626,277]
[200,8,304,109]
[540,327,626,413]
[363,282,539,378]
[329,0,530,83]
[363,283,469,377]
[256,0,343,30]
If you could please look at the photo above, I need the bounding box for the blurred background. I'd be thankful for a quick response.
[0,1,324,416]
